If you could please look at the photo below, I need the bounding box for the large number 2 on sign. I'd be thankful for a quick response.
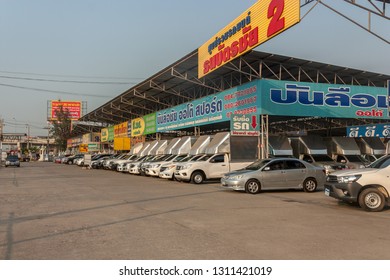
[267,0,285,37]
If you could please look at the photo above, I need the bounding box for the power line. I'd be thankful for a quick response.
[0,75,138,85]
[0,70,144,80]
[0,82,114,98]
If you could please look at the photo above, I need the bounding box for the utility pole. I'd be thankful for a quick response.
[0,118,3,167]
[26,124,30,150]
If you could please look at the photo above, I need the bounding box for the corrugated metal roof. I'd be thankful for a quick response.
[71,49,390,136]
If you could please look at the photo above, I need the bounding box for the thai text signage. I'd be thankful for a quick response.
[347,124,390,138]
[114,122,128,138]
[79,144,88,153]
[230,114,260,136]
[50,100,81,121]
[198,0,300,78]
[108,126,114,141]
[260,80,389,119]
[101,126,115,142]
[131,113,156,137]
[101,128,109,142]
[156,81,259,132]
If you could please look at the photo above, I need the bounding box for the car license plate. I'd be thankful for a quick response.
[324,188,330,196]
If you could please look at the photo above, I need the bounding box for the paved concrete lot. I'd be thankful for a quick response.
[0,162,389,260]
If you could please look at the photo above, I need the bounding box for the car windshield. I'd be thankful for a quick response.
[311,154,334,162]
[134,155,147,162]
[189,155,204,161]
[7,155,18,160]
[152,154,172,161]
[344,155,368,164]
[368,156,390,169]
[197,155,212,161]
[245,159,271,170]
[173,155,187,162]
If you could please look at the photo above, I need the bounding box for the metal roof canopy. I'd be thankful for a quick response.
[72,49,390,137]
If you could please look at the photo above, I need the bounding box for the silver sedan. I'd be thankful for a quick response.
[221,158,326,194]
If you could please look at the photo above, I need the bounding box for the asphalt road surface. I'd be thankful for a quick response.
[1,161,389,260]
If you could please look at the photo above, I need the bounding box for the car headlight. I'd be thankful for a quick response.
[181,164,192,170]
[228,175,244,180]
[150,164,160,168]
[337,175,361,183]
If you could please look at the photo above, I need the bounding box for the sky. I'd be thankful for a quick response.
[0,0,389,136]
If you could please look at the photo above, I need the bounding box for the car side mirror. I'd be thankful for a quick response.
[341,160,346,163]
[264,167,270,171]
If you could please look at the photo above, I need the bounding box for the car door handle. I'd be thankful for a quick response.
[222,164,226,166]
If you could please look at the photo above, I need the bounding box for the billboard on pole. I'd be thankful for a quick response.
[49,100,82,121]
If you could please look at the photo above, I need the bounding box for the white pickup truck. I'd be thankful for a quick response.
[174,153,253,184]
[324,155,390,212]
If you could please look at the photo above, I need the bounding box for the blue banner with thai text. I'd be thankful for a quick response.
[260,80,388,119]
[347,124,390,138]
[156,80,259,132]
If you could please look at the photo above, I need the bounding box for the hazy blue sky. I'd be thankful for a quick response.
[1,0,389,136]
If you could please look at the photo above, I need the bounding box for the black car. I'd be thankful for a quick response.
[5,155,20,167]
[63,154,84,165]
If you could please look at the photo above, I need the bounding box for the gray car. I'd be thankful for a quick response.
[5,155,20,167]
[221,158,326,194]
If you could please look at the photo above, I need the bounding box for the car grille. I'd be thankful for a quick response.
[326,175,338,183]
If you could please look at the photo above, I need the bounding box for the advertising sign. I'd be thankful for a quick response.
[260,80,389,119]
[79,144,88,153]
[88,143,100,152]
[230,114,260,136]
[114,122,128,138]
[114,138,131,151]
[108,126,114,141]
[101,128,109,142]
[347,124,390,138]
[50,100,81,121]
[131,113,156,137]
[198,0,300,78]
[156,80,259,132]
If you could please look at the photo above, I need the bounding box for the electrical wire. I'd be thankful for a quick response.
[0,82,115,98]
[0,70,144,80]
[0,75,138,85]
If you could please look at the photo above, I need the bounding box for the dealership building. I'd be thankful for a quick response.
[68,1,390,155]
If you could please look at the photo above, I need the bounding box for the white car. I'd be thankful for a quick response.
[128,155,158,175]
[325,155,390,212]
[144,154,188,177]
[159,154,206,180]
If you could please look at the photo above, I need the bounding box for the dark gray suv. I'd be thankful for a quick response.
[5,155,20,167]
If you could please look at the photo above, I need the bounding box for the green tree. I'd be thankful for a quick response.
[49,106,72,151]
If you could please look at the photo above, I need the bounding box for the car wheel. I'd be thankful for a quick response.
[191,171,204,184]
[68,161,73,165]
[303,178,317,192]
[245,179,261,194]
[358,188,385,212]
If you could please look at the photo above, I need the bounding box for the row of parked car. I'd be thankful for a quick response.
[58,133,390,212]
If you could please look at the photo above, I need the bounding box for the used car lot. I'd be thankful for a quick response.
[1,161,390,260]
